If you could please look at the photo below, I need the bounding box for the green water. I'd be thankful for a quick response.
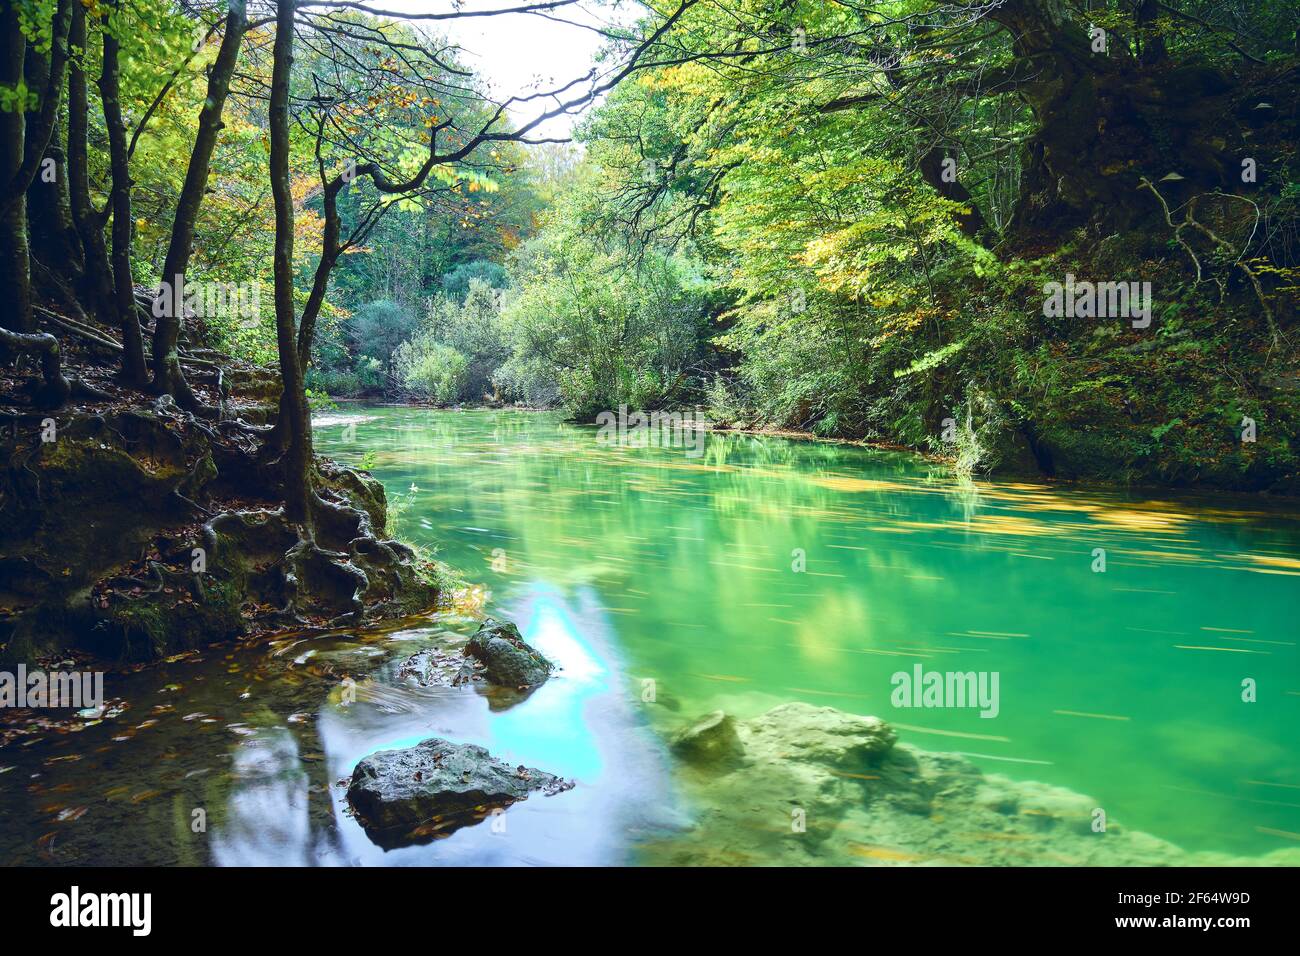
[2,406,1296,866]
[317,407,1300,858]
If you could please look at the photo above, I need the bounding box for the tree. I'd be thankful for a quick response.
[151,0,250,407]
[0,0,73,406]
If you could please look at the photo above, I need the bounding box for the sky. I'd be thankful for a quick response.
[379,0,637,138]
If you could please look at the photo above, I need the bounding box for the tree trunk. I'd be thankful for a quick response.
[99,7,149,387]
[987,0,1260,238]
[152,0,248,406]
[0,0,71,407]
[1,0,70,218]
[67,0,116,327]
[27,141,84,281]
[23,37,83,285]
[0,4,31,335]
[919,146,986,239]
[269,0,313,526]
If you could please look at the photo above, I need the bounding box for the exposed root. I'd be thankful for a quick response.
[0,326,72,408]
[1139,177,1282,349]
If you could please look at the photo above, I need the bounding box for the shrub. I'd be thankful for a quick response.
[393,338,469,404]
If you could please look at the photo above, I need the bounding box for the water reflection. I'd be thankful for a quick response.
[203,584,678,867]
[211,727,315,866]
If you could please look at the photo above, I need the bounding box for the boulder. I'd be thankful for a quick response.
[670,710,743,765]
[347,738,574,846]
[742,702,897,766]
[465,617,553,688]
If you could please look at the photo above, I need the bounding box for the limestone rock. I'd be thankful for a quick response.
[670,710,743,765]
[347,738,573,847]
[465,617,553,687]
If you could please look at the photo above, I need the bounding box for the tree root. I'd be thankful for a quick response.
[1139,177,1282,349]
[0,326,71,408]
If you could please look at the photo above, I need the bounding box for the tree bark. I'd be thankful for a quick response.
[269,0,313,526]
[919,146,986,239]
[67,0,116,327]
[99,5,149,386]
[27,140,84,281]
[983,0,1247,237]
[152,0,249,406]
[0,1,69,407]
[23,32,83,284]
[0,3,32,334]
[1,0,70,216]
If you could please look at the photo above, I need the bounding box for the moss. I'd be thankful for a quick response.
[100,575,246,662]
[3,403,443,662]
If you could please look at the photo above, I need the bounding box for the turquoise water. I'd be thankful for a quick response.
[317,407,1300,858]
[2,406,1296,866]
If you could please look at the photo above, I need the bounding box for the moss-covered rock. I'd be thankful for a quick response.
[0,401,443,665]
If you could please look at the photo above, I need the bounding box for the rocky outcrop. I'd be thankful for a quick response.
[649,702,1300,867]
[465,617,553,688]
[346,738,574,847]
[0,392,444,664]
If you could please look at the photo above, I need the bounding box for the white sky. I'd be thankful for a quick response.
[378,0,638,138]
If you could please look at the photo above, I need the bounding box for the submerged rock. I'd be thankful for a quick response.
[398,647,479,687]
[347,738,574,847]
[465,617,553,687]
[649,702,1300,867]
[670,710,743,765]
[744,703,896,766]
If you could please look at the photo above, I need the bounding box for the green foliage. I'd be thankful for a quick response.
[347,300,419,382]
[393,338,468,404]
[430,279,510,400]
[442,260,509,302]
[490,0,1299,492]
[499,212,711,418]
[42,0,1299,494]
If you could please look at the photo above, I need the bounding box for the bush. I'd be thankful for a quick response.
[500,228,710,418]
[347,300,419,377]
[430,279,510,400]
[393,338,469,403]
[441,260,509,302]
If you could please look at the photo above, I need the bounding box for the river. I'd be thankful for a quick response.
[2,407,1297,865]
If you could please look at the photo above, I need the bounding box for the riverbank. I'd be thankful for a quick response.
[708,422,1300,503]
[326,394,1300,499]
[0,358,451,670]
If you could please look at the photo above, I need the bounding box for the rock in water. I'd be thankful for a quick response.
[670,710,744,765]
[347,738,573,847]
[646,702,1300,867]
[465,617,553,687]
[743,702,897,765]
